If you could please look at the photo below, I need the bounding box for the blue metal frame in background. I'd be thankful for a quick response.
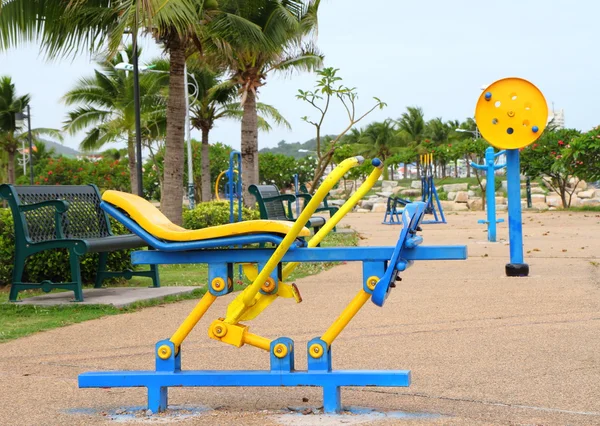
[228,151,242,224]
[420,159,446,224]
[79,202,467,413]
[470,147,506,242]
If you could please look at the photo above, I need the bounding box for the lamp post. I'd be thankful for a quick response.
[115,59,199,208]
[15,105,34,184]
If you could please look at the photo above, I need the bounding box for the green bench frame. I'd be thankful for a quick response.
[248,184,326,233]
[0,184,159,302]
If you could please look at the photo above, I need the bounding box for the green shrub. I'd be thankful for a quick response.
[0,208,134,286]
[183,201,260,229]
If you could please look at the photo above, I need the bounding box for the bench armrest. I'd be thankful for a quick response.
[19,200,70,239]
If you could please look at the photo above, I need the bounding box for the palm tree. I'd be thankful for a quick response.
[352,119,401,180]
[62,48,167,195]
[186,60,290,201]
[0,76,30,184]
[425,117,451,176]
[0,0,264,224]
[397,106,425,178]
[215,0,323,206]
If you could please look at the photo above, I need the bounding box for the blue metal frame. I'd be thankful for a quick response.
[505,149,528,276]
[420,160,446,224]
[470,147,506,242]
[79,201,467,414]
[228,151,242,225]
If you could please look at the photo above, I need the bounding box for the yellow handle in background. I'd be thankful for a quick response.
[282,159,384,280]
[225,156,365,324]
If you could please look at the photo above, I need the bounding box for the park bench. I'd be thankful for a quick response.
[248,184,326,233]
[0,184,159,302]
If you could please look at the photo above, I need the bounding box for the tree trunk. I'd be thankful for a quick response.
[403,163,407,179]
[382,166,389,180]
[162,36,186,225]
[465,155,471,178]
[127,132,138,195]
[454,159,458,178]
[200,127,211,202]
[241,88,259,207]
[7,149,16,184]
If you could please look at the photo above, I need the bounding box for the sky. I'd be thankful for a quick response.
[1,0,599,153]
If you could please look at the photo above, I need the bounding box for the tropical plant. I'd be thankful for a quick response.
[62,47,167,195]
[0,76,30,183]
[351,119,401,180]
[186,59,290,201]
[565,126,600,183]
[296,67,386,193]
[521,128,583,207]
[0,0,263,225]
[216,0,323,205]
[397,106,425,177]
[0,76,61,184]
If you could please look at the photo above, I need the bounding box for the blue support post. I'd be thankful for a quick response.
[470,147,506,242]
[505,149,528,277]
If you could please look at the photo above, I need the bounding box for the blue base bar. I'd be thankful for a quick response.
[79,369,411,413]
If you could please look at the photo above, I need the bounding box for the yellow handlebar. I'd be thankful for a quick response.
[225,156,365,324]
[282,158,384,279]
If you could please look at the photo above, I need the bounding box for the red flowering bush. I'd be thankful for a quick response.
[520,128,582,207]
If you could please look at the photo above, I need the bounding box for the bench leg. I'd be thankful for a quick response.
[94,252,108,289]
[9,251,27,302]
[69,249,84,302]
[149,264,160,288]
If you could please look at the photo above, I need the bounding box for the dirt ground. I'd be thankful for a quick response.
[0,210,599,425]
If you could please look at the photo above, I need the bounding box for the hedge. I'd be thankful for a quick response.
[0,208,134,286]
[0,201,260,286]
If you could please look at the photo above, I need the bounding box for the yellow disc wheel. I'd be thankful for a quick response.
[475,78,548,150]
[273,343,288,358]
[157,344,172,360]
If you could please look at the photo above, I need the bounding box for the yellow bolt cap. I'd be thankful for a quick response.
[157,344,172,360]
[309,343,324,359]
[273,343,288,358]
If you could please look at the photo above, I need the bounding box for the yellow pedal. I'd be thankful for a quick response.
[241,263,258,281]
[278,283,302,303]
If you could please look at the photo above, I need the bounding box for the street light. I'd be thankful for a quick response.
[116,56,200,208]
[15,105,34,184]
[455,128,480,139]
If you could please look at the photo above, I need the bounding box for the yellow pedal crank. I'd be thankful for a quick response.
[208,319,271,351]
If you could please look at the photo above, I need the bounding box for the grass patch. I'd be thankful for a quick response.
[0,231,357,342]
[562,206,600,212]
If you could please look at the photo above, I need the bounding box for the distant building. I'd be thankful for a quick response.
[550,108,565,129]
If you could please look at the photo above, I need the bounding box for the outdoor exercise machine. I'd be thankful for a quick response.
[474,77,548,276]
[470,147,506,242]
[79,156,467,413]
[420,152,446,224]
[214,150,242,225]
[382,196,410,225]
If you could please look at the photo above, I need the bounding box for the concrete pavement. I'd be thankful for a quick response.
[0,210,598,425]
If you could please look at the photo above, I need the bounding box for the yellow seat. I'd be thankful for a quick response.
[102,190,310,242]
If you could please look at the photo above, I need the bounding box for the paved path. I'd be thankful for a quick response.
[0,211,599,425]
